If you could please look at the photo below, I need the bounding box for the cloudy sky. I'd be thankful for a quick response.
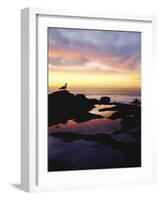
[48,28,141,90]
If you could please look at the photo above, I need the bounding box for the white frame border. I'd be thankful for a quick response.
[21,7,157,192]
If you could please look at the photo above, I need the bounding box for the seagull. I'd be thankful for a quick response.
[59,83,67,90]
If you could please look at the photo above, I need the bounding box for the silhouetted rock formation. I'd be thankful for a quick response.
[109,103,141,119]
[89,98,99,105]
[108,102,141,133]
[131,98,141,105]
[48,90,103,126]
[99,106,117,112]
[99,96,110,104]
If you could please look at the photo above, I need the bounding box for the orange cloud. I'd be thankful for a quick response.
[48,48,140,73]
[48,48,82,59]
[48,48,110,62]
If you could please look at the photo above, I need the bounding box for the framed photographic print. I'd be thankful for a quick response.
[21,8,156,192]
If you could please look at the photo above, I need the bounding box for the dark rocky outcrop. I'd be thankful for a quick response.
[89,98,99,105]
[48,90,74,125]
[109,102,141,132]
[99,106,117,112]
[109,103,141,119]
[99,96,110,104]
[48,90,103,126]
[131,98,141,105]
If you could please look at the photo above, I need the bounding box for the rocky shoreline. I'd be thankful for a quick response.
[48,90,110,126]
[48,90,141,171]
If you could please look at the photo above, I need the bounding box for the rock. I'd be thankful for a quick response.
[99,96,110,104]
[75,94,87,100]
[74,113,102,123]
[48,90,100,126]
[131,99,141,105]
[99,107,117,112]
[88,98,99,105]
[109,103,141,119]
[48,90,75,125]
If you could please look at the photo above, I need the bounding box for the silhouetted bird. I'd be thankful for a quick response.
[59,83,67,90]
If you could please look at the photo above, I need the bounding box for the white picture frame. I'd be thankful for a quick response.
[21,7,157,192]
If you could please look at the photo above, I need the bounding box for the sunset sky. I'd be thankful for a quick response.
[48,28,141,91]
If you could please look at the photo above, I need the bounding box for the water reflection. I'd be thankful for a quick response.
[48,137,124,169]
[48,101,141,171]
[89,104,116,117]
[49,118,121,135]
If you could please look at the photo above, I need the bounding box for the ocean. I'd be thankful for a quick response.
[49,88,141,104]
